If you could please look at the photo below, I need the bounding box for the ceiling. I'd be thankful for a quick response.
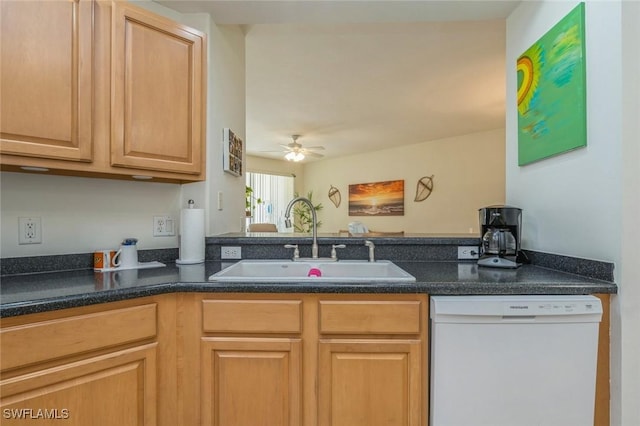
[156,1,520,162]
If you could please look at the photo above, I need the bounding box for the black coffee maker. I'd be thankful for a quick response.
[478,205,522,268]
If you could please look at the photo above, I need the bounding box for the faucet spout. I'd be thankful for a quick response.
[284,196,319,258]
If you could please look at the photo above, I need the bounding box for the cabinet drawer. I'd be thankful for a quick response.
[1,304,157,371]
[202,300,302,334]
[319,300,421,334]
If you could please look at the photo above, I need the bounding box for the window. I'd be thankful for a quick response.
[246,172,295,232]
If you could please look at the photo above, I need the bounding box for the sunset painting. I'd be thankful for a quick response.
[348,180,404,216]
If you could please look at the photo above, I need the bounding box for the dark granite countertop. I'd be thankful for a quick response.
[0,260,617,318]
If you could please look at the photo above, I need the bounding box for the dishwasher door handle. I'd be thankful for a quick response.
[501,315,536,321]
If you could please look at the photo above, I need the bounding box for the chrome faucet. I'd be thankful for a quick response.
[284,196,319,258]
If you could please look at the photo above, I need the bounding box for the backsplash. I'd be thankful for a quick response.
[1,249,179,276]
[1,236,614,283]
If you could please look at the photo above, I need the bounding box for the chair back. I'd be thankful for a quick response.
[248,223,278,232]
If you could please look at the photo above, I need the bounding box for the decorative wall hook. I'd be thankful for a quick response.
[328,185,341,207]
[414,175,434,202]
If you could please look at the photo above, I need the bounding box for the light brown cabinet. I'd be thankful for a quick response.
[0,300,162,425]
[199,298,304,426]
[201,337,302,426]
[0,292,610,426]
[110,2,205,176]
[0,0,206,183]
[317,299,426,426]
[318,339,422,426]
[0,0,94,162]
[195,294,428,426]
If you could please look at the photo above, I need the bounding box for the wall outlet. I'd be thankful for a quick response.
[458,246,480,260]
[221,246,242,259]
[18,217,42,244]
[153,216,175,237]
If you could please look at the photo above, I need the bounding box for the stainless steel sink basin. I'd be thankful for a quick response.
[208,260,416,283]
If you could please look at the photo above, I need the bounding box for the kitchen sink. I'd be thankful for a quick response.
[208,259,416,283]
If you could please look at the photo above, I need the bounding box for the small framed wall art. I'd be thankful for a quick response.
[223,128,243,176]
[348,180,404,216]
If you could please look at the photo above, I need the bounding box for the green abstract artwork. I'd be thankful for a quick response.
[517,3,587,166]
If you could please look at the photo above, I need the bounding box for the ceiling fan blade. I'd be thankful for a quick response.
[304,146,325,151]
[305,152,324,158]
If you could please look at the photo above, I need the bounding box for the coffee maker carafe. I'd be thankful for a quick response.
[478,205,522,268]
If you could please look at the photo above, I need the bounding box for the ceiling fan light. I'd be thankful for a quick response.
[285,152,305,162]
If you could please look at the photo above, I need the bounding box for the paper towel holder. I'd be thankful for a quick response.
[176,199,205,265]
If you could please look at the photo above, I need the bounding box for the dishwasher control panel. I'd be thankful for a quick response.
[503,299,600,316]
[431,295,603,321]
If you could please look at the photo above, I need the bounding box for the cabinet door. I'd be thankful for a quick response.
[111,2,205,175]
[318,339,422,426]
[201,337,301,426]
[0,0,93,162]
[0,344,157,426]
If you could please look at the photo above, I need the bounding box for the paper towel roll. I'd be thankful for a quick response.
[176,208,205,264]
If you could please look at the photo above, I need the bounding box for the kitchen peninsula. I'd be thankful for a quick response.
[0,235,616,426]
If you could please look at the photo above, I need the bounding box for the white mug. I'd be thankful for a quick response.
[113,244,138,268]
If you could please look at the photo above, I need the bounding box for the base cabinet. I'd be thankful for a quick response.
[1,345,157,425]
[197,294,428,426]
[318,339,422,426]
[201,338,302,426]
[0,293,610,426]
[0,297,173,426]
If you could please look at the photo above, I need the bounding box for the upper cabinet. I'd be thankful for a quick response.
[111,2,205,175]
[0,0,94,162]
[0,0,207,183]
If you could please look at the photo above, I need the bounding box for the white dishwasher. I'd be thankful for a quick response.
[430,295,602,426]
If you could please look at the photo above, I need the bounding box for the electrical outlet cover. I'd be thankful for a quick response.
[221,246,242,259]
[153,216,175,236]
[457,246,480,260]
[18,217,42,244]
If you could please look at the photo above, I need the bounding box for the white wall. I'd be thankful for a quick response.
[199,23,246,235]
[506,1,622,262]
[619,1,640,424]
[0,2,246,257]
[507,1,638,424]
[301,128,505,234]
[0,173,181,255]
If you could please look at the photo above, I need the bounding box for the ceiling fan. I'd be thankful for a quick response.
[277,135,325,162]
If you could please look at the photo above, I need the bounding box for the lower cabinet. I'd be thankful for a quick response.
[0,292,611,426]
[1,345,157,425]
[318,339,422,426]
[0,297,172,426]
[198,294,428,426]
[201,338,302,426]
